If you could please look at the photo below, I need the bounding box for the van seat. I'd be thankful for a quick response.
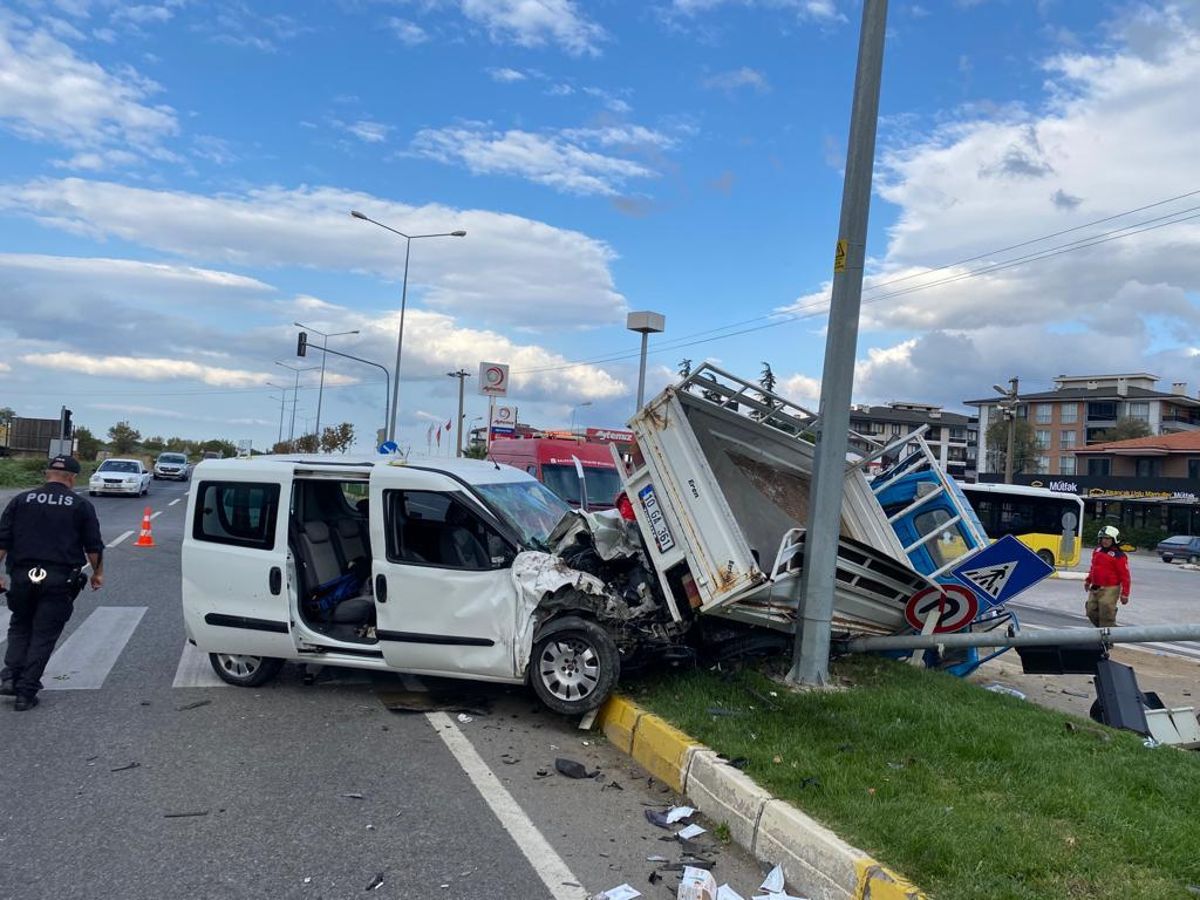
[298,520,343,586]
[334,517,369,564]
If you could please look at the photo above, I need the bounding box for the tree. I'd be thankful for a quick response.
[759,361,777,394]
[108,420,141,454]
[464,444,488,460]
[0,407,14,426]
[1098,416,1153,443]
[143,435,166,453]
[74,426,101,461]
[985,417,1041,475]
[294,433,319,453]
[320,422,356,454]
[165,436,192,454]
[200,438,236,459]
[678,358,693,379]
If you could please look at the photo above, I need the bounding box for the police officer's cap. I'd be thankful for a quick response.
[47,455,82,474]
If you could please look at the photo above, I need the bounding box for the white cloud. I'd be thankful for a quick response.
[348,120,391,143]
[780,372,821,409]
[487,66,527,82]
[111,5,175,25]
[410,124,664,196]
[0,179,628,328]
[0,252,274,293]
[0,17,177,158]
[778,6,1200,407]
[702,67,771,93]
[22,352,281,388]
[459,0,605,56]
[670,0,841,23]
[386,17,428,45]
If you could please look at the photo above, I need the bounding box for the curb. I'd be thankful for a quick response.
[598,696,925,900]
[1052,570,1087,581]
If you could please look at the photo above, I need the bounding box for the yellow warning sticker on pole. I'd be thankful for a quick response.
[834,239,848,273]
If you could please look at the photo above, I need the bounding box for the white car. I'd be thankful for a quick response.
[90,458,152,497]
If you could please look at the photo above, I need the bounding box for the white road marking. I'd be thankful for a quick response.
[149,511,162,520]
[42,607,147,690]
[427,711,587,900]
[172,641,228,688]
[107,530,134,548]
[168,498,182,507]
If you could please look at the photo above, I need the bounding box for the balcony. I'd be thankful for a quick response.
[1161,415,1200,432]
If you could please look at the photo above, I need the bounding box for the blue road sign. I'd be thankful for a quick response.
[950,534,1054,611]
[378,440,400,454]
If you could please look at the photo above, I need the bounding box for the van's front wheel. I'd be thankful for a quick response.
[530,617,619,716]
[209,653,284,687]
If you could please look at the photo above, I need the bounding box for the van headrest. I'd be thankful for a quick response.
[304,521,330,542]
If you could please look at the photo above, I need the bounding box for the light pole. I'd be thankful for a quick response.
[626,311,665,410]
[350,210,466,443]
[294,322,358,439]
[276,361,318,442]
[570,401,593,433]
[993,377,1020,483]
[447,369,471,457]
[265,381,288,446]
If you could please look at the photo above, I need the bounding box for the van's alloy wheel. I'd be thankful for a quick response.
[530,616,619,716]
[209,653,284,687]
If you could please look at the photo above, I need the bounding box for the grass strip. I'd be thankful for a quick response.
[628,656,1200,900]
[0,458,100,488]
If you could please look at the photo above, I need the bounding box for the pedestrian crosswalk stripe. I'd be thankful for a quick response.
[172,641,228,688]
[42,607,147,691]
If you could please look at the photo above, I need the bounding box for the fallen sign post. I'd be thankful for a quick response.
[843,622,1200,654]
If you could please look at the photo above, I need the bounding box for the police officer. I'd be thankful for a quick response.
[0,455,104,711]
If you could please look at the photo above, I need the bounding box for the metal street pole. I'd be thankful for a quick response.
[570,401,592,433]
[1005,376,1019,484]
[789,0,889,687]
[266,382,287,445]
[276,361,318,444]
[447,369,470,457]
[627,311,665,411]
[294,323,359,440]
[350,211,466,443]
[637,333,649,408]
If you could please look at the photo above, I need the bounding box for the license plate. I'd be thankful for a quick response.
[637,484,676,553]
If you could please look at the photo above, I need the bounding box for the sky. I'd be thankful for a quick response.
[2,0,1200,453]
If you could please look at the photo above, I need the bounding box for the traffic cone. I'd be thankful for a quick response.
[134,507,156,547]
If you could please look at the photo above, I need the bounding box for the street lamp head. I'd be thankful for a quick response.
[992,384,1009,396]
[350,210,368,220]
[450,230,467,237]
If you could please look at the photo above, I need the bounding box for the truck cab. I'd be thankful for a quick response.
[487,438,622,511]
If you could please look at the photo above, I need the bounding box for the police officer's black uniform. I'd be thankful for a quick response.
[0,456,104,710]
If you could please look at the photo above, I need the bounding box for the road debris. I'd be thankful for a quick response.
[555,757,595,779]
[500,753,521,765]
[589,884,641,900]
[376,688,489,716]
[716,886,746,900]
[342,792,365,800]
[163,810,209,818]
[176,699,212,711]
[678,866,718,900]
[677,824,707,841]
[457,713,473,724]
[666,805,695,824]
[110,762,140,772]
[365,873,385,891]
[760,865,785,893]
[646,855,668,863]
[984,684,1027,700]
[644,809,671,829]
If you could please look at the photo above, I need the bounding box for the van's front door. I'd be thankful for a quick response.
[182,466,294,658]
[369,469,519,680]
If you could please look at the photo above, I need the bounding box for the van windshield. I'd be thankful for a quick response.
[541,464,622,508]
[474,481,570,550]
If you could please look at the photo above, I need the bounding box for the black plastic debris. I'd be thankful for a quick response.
[176,699,212,711]
[163,810,209,819]
[364,872,385,891]
[644,809,671,829]
[342,792,365,800]
[555,757,594,779]
[500,754,521,765]
[110,762,140,773]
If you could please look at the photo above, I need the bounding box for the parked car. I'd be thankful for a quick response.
[154,452,190,481]
[90,458,152,497]
[1155,535,1200,564]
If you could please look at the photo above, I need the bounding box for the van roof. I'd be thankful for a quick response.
[194,453,535,485]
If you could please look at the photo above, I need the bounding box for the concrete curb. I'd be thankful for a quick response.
[598,696,925,900]
[1052,570,1087,581]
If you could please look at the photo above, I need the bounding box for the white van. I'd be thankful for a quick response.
[181,454,668,714]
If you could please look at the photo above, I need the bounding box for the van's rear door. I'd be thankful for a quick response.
[182,461,295,658]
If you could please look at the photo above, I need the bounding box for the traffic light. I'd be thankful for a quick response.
[297,331,308,357]
[60,407,73,439]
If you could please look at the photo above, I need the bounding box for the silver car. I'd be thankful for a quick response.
[154,452,190,481]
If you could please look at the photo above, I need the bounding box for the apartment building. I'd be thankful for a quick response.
[848,401,978,480]
[966,373,1200,477]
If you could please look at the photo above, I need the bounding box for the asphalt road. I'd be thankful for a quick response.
[0,482,768,900]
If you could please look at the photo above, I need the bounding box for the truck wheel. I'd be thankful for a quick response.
[530,616,619,716]
[209,653,284,687]
[1189,555,1199,565]
[1037,550,1055,567]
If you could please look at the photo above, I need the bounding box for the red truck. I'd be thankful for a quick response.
[487,438,623,511]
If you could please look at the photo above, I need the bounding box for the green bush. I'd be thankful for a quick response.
[1082,517,1166,551]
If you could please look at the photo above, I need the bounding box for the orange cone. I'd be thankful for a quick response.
[134,506,156,547]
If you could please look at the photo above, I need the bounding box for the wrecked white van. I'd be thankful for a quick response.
[181,455,678,714]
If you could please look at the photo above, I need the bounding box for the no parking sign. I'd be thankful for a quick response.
[904,584,979,634]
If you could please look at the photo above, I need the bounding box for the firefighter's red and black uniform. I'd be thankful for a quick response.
[1084,543,1130,628]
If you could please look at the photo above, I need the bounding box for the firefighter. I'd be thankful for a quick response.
[0,456,104,711]
[1083,525,1130,628]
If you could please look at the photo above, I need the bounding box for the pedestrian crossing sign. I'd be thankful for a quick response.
[950,534,1054,611]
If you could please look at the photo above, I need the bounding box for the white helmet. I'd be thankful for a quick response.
[1099,525,1120,541]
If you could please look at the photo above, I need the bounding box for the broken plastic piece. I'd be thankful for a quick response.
[760,865,785,893]
[644,809,671,829]
[716,886,746,900]
[677,824,706,841]
[555,757,594,779]
[677,866,718,900]
[110,762,140,772]
[984,683,1026,700]
[176,699,212,711]
[666,805,695,824]
[365,873,384,891]
[342,792,365,800]
[457,713,473,723]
